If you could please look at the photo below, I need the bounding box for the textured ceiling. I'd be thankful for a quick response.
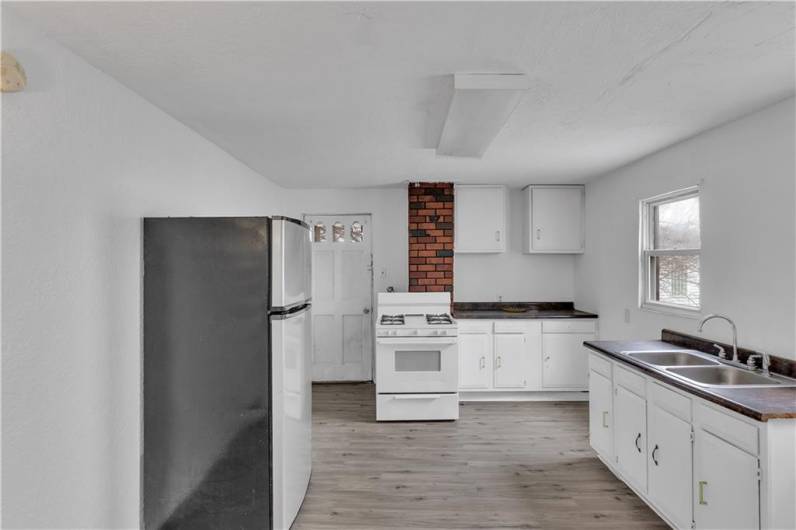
[8,1,795,188]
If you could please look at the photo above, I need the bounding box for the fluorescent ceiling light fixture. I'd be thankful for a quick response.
[437,73,529,158]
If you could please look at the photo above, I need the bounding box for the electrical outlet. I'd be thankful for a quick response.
[624,308,631,324]
[498,295,503,302]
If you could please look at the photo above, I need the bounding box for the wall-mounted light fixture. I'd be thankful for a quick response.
[437,73,528,158]
[1,52,27,92]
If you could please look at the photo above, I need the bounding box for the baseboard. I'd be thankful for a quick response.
[459,390,589,402]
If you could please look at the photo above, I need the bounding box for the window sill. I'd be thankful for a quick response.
[640,302,702,320]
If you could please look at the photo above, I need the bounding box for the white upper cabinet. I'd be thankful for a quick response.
[524,185,585,253]
[454,185,506,253]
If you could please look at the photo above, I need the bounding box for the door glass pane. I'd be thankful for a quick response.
[332,222,345,242]
[650,255,700,308]
[313,223,326,242]
[350,221,363,242]
[653,196,700,249]
[395,350,441,372]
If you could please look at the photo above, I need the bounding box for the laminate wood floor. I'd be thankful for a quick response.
[292,383,667,530]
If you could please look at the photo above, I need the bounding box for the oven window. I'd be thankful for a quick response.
[395,350,441,372]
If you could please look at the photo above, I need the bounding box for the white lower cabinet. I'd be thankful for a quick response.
[648,402,693,530]
[613,384,647,492]
[493,332,527,388]
[587,351,789,530]
[542,333,591,389]
[459,331,492,389]
[694,428,759,530]
[588,368,612,460]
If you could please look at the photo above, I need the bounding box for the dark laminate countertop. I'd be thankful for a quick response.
[452,302,598,320]
[584,337,796,422]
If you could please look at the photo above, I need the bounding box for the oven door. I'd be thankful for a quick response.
[376,337,458,393]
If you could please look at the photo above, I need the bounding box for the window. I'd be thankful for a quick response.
[640,187,701,314]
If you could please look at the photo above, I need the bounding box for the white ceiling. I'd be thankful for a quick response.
[9,1,795,188]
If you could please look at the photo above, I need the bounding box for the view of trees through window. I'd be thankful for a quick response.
[643,192,701,310]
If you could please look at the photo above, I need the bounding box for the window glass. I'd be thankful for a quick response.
[653,196,700,249]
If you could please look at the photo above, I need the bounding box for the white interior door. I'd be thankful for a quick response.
[304,214,373,382]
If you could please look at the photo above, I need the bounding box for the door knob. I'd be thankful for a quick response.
[363,308,370,314]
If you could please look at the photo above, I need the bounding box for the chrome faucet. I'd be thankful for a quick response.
[698,314,739,362]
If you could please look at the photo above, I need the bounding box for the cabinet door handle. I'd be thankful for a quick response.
[602,411,609,428]
[495,230,501,242]
[536,228,542,240]
[652,444,659,466]
[634,433,642,453]
[496,356,502,369]
[698,481,708,505]
[479,356,485,369]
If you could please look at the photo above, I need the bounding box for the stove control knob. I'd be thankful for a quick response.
[438,330,446,336]
[390,330,398,336]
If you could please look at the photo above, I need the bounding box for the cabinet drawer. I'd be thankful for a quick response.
[494,320,539,333]
[542,320,596,334]
[457,320,493,333]
[649,382,691,423]
[589,352,612,379]
[376,393,459,421]
[614,364,646,398]
[694,403,758,455]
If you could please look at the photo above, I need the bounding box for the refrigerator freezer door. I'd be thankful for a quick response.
[271,305,313,530]
[272,217,312,310]
[143,217,271,529]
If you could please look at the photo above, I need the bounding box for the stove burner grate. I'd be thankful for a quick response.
[380,314,405,325]
[426,313,453,325]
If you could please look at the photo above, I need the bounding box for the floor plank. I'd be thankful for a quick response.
[292,384,667,530]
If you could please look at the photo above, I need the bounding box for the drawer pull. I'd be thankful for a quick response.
[496,356,502,369]
[393,394,441,400]
[634,433,642,453]
[652,444,659,466]
[479,356,486,369]
[698,480,708,505]
[602,411,609,428]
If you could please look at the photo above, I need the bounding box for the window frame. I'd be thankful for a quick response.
[638,186,702,317]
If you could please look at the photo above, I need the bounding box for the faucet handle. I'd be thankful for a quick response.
[746,354,761,370]
[713,344,727,359]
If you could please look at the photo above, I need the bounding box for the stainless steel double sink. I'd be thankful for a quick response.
[619,349,796,388]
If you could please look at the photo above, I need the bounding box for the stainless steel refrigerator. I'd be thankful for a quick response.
[143,216,312,530]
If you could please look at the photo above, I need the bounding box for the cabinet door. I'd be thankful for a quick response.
[458,332,492,389]
[648,404,692,530]
[542,334,591,389]
[694,429,759,530]
[614,385,647,492]
[455,185,506,253]
[530,187,584,252]
[493,333,526,388]
[589,369,612,461]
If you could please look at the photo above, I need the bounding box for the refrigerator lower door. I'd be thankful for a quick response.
[271,305,313,530]
[271,217,312,311]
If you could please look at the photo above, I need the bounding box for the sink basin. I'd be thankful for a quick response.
[666,366,796,387]
[626,350,719,367]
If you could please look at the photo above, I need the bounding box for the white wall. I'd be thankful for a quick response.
[575,97,796,359]
[455,188,576,302]
[1,13,289,529]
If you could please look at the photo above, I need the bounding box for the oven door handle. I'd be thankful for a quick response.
[392,394,442,400]
[377,338,457,345]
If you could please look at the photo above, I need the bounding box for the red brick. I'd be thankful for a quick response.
[426,285,445,292]
[408,223,418,230]
[426,243,443,250]
[409,216,425,223]
[427,271,444,279]
[418,210,435,216]
[418,237,435,243]
[435,278,453,285]
[418,264,435,272]
[418,223,435,229]
[426,229,443,237]
[435,208,453,216]
[426,257,443,264]
[409,257,426,264]
[409,265,417,272]
[437,236,453,243]
[444,271,453,278]
[418,250,436,257]
[426,202,444,209]
[418,278,436,285]
[409,250,418,257]
[409,243,425,250]
[436,264,452,271]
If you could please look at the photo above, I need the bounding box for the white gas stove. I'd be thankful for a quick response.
[375,292,459,421]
